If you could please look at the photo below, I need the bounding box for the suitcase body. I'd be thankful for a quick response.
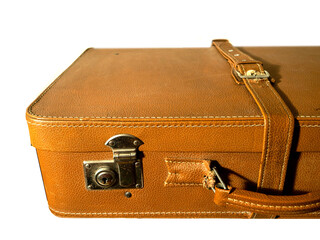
[26,40,320,218]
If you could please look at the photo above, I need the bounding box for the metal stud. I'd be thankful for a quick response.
[234,54,240,57]
[228,49,233,52]
[109,140,115,147]
[125,192,132,198]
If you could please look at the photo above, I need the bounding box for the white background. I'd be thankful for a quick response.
[0,0,319,239]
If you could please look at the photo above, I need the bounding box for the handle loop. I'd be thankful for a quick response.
[213,186,320,215]
[208,162,320,215]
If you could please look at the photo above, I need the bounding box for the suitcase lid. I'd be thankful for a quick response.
[26,46,320,152]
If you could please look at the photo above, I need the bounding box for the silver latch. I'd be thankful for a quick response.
[83,134,144,190]
[235,69,270,80]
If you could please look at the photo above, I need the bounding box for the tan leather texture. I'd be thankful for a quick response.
[212,40,295,194]
[164,158,211,187]
[26,46,320,152]
[244,80,294,193]
[26,40,320,218]
[35,150,320,218]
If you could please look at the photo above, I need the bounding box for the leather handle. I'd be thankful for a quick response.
[213,187,320,215]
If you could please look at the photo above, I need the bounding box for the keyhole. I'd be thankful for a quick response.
[95,170,116,187]
[102,177,108,184]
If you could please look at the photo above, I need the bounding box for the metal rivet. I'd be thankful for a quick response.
[133,140,140,146]
[242,59,247,62]
[87,185,92,189]
[125,192,132,198]
[234,54,240,56]
[85,163,91,169]
[135,184,141,188]
[109,140,115,147]
[228,49,233,52]
[135,162,141,167]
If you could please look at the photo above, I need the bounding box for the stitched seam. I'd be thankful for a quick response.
[226,202,309,215]
[28,113,320,119]
[300,125,320,127]
[26,122,265,128]
[26,121,320,128]
[298,116,320,118]
[29,114,264,119]
[228,198,320,209]
[165,160,205,186]
[49,207,250,216]
[164,182,203,186]
[168,172,179,175]
[266,81,293,190]
[310,212,320,214]
[242,67,271,189]
[254,82,270,188]
[165,160,205,165]
[248,84,270,187]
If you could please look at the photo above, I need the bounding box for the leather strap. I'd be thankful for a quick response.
[213,187,320,215]
[212,39,295,194]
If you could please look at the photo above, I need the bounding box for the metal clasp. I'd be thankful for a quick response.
[106,134,143,188]
[83,134,144,190]
[235,69,270,80]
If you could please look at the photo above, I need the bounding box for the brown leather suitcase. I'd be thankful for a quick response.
[26,39,320,218]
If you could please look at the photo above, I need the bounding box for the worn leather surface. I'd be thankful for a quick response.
[26,41,320,218]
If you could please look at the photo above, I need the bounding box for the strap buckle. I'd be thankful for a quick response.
[235,69,270,80]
